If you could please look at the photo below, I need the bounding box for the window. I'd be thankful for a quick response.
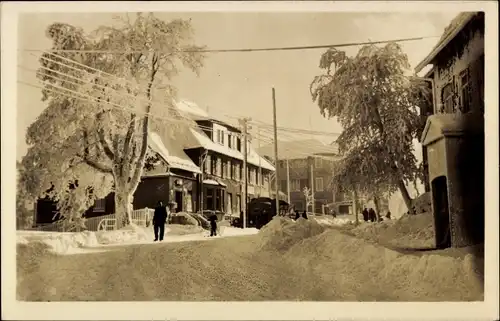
[221,161,226,178]
[216,129,225,145]
[227,160,232,178]
[93,198,105,213]
[315,157,323,168]
[216,158,222,176]
[460,68,472,113]
[250,168,256,185]
[204,155,212,174]
[211,156,217,174]
[291,179,301,191]
[441,83,454,113]
[227,193,233,214]
[228,134,232,148]
[236,138,241,152]
[315,177,324,191]
[215,189,224,212]
[235,163,241,181]
[206,188,214,211]
[236,195,241,214]
[221,132,225,145]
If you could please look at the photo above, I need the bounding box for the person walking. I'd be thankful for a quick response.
[368,208,376,222]
[362,208,369,222]
[153,201,167,242]
[208,214,218,237]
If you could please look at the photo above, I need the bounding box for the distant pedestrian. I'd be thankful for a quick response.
[295,210,300,220]
[368,208,376,222]
[153,201,167,242]
[362,208,369,222]
[302,211,308,220]
[208,214,218,236]
[385,211,392,220]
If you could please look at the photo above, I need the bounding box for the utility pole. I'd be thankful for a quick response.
[286,159,291,204]
[310,160,315,215]
[240,117,250,228]
[257,126,262,197]
[272,87,280,217]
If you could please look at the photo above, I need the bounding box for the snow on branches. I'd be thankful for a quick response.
[311,43,432,209]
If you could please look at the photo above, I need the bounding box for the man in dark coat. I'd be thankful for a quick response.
[362,208,369,222]
[368,208,376,222]
[295,210,301,221]
[208,214,218,237]
[302,211,308,220]
[153,201,167,242]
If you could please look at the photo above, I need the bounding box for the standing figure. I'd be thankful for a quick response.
[302,211,308,220]
[153,201,167,242]
[385,211,392,220]
[362,208,369,222]
[295,210,301,221]
[208,214,218,237]
[368,208,376,222]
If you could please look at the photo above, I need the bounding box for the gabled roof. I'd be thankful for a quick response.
[186,128,275,171]
[148,131,201,174]
[414,12,478,73]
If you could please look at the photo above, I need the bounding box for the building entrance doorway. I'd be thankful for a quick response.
[432,176,451,249]
[175,191,183,213]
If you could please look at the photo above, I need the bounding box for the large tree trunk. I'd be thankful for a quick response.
[373,194,382,222]
[352,189,359,225]
[397,179,413,212]
[114,188,133,229]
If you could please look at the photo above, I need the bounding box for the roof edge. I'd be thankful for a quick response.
[414,12,476,73]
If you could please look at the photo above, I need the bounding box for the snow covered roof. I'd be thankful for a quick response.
[187,128,275,171]
[414,12,477,73]
[148,132,201,174]
[174,99,209,120]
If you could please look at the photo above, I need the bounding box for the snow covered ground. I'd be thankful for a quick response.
[17,224,259,255]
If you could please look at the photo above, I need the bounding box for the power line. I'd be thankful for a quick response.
[19,35,439,54]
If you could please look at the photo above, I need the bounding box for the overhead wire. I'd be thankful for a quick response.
[19,35,439,54]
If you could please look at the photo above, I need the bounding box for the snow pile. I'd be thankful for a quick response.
[169,212,200,226]
[218,226,259,237]
[314,215,356,227]
[17,230,99,255]
[284,229,483,301]
[349,212,435,248]
[257,216,325,252]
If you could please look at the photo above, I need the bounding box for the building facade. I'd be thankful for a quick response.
[184,117,275,217]
[416,12,484,247]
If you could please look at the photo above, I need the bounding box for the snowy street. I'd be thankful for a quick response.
[17,216,484,302]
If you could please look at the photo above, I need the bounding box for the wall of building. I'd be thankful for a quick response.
[433,16,484,114]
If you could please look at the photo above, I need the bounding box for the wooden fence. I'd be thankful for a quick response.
[25,208,155,232]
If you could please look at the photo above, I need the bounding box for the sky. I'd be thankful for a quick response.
[16,11,459,160]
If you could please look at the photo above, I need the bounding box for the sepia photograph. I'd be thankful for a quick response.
[2,1,499,320]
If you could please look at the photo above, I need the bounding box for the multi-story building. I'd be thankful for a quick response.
[415,12,484,247]
[416,12,484,194]
[258,139,348,214]
[33,100,274,225]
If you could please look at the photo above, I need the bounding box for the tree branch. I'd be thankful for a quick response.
[129,53,159,190]
[80,129,113,174]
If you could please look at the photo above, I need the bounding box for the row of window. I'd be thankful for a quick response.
[440,55,484,114]
[204,155,268,186]
[205,190,241,214]
[279,157,332,169]
[215,129,242,151]
[281,177,325,192]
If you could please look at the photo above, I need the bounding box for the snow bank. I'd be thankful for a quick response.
[257,216,325,252]
[349,212,435,248]
[17,230,99,255]
[283,228,483,301]
[314,215,356,227]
